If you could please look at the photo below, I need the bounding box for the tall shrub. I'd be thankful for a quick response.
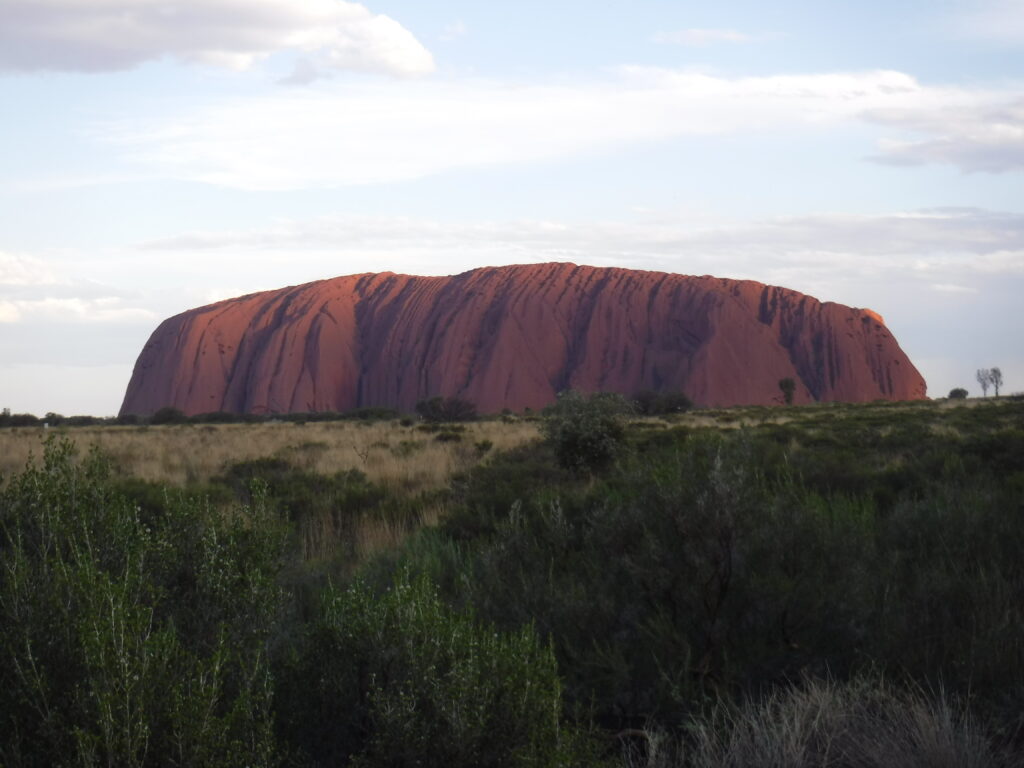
[0,438,285,767]
[540,390,633,473]
[276,573,594,767]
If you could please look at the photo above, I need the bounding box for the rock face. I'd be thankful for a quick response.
[120,263,926,416]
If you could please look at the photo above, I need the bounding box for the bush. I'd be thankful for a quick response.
[416,396,478,423]
[149,406,188,425]
[0,438,285,766]
[540,390,633,472]
[949,388,969,400]
[778,377,796,405]
[275,573,595,767]
[633,390,693,416]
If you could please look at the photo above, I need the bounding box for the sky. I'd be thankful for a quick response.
[1,0,1022,415]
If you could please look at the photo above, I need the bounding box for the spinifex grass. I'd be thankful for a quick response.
[0,418,540,495]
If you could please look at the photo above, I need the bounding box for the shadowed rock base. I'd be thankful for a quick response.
[120,263,927,416]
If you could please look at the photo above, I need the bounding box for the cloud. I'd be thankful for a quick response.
[139,207,1024,297]
[867,99,1024,172]
[0,0,434,77]
[653,28,753,46]
[0,252,62,286]
[0,253,157,324]
[0,297,157,324]
[102,67,1024,190]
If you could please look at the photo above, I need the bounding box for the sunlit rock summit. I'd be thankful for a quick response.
[120,263,926,416]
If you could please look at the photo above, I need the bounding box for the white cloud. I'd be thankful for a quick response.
[139,207,1024,295]
[0,298,157,324]
[0,0,434,77]
[102,67,1024,190]
[868,99,1024,172]
[0,252,63,286]
[653,28,753,46]
[0,253,157,324]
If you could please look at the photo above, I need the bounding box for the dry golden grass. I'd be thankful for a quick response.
[0,419,540,496]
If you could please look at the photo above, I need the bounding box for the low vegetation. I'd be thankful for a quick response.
[1,394,1023,766]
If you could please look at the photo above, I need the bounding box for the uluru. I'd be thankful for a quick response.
[119,262,926,416]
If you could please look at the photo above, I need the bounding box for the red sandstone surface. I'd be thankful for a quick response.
[120,263,927,416]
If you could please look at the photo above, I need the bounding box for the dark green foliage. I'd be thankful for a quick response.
[540,390,634,472]
[216,457,388,570]
[948,387,969,399]
[778,377,796,405]
[342,406,402,421]
[0,411,41,427]
[416,396,478,423]
[149,406,188,425]
[276,573,596,767]
[632,390,693,415]
[190,410,244,423]
[385,401,1024,742]
[7,399,1024,764]
[0,440,597,766]
[0,438,285,767]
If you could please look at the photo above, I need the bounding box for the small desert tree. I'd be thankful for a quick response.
[540,390,633,473]
[948,388,968,400]
[976,369,991,397]
[778,377,796,406]
[990,366,1003,397]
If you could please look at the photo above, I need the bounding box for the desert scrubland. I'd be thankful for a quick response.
[2,395,1023,766]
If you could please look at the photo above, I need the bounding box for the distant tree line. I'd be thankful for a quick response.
[2,388,696,429]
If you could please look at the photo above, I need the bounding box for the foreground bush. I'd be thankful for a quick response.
[0,439,285,767]
[390,422,1024,736]
[276,573,597,767]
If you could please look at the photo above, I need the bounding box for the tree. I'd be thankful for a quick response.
[976,369,991,397]
[778,377,796,406]
[540,390,633,473]
[990,367,1003,397]
[948,388,968,400]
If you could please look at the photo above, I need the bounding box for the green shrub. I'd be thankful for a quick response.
[632,390,693,416]
[0,438,285,767]
[149,406,188,425]
[540,390,633,472]
[778,378,796,405]
[948,387,969,400]
[275,573,596,767]
[416,396,478,423]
